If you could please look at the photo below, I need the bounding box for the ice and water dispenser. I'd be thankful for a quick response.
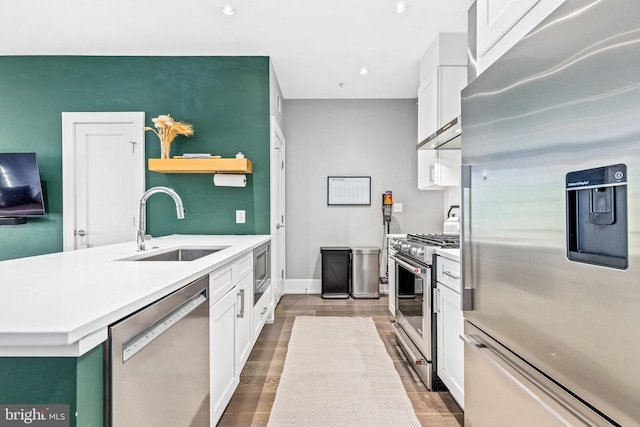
[566,164,628,269]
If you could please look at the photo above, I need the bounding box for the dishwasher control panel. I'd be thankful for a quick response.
[122,291,207,362]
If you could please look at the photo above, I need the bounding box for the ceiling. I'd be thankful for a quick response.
[3,0,474,99]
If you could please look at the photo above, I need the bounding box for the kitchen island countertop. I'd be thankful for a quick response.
[0,234,270,356]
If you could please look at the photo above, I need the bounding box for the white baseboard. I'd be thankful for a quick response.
[284,279,321,294]
[283,279,390,295]
[379,282,389,294]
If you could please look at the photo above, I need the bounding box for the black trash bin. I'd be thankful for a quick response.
[320,247,351,299]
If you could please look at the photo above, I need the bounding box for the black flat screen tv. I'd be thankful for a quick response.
[0,153,46,220]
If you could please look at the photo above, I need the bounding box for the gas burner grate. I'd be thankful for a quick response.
[407,233,460,248]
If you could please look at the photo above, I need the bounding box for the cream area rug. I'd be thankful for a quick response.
[267,316,422,427]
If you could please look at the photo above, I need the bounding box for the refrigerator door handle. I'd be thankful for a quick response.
[461,164,474,311]
[461,333,610,427]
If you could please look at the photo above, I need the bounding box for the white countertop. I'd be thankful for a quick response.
[436,248,461,262]
[0,234,270,357]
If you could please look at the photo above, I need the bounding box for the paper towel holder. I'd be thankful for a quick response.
[213,173,247,187]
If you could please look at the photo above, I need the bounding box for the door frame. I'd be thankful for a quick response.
[270,116,286,304]
[61,112,146,251]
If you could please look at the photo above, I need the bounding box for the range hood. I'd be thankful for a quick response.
[417,116,461,150]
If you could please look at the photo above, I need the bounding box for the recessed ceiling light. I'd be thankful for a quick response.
[394,2,408,14]
[222,5,235,15]
[360,68,369,75]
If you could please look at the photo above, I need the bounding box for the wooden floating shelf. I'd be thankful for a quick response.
[148,158,253,174]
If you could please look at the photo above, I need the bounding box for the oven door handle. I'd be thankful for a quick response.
[391,255,428,273]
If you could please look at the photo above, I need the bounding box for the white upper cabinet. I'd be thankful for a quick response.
[418,81,438,143]
[418,150,462,190]
[418,33,467,143]
[440,67,467,128]
[476,0,566,74]
[418,66,467,143]
[417,33,466,190]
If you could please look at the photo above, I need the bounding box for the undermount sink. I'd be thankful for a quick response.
[121,247,229,262]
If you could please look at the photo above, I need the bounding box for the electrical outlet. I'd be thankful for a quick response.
[236,210,246,224]
[393,203,403,213]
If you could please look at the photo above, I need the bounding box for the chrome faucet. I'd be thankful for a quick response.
[136,186,185,251]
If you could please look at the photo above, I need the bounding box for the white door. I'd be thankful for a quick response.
[271,116,286,305]
[62,112,145,251]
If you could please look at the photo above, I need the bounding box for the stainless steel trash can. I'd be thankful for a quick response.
[351,247,380,299]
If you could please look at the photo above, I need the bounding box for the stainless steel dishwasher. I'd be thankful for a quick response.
[107,275,209,426]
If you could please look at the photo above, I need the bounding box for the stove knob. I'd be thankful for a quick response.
[401,244,410,252]
[410,247,417,256]
[415,248,425,258]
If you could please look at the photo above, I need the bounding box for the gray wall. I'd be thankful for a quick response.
[283,99,445,280]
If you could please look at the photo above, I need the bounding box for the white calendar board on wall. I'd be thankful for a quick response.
[327,176,371,206]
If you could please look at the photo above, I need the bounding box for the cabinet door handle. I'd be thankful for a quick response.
[237,289,245,318]
[433,287,440,314]
[443,270,460,280]
[261,306,268,315]
[429,165,435,183]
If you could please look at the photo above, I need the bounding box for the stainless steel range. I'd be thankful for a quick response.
[389,233,460,389]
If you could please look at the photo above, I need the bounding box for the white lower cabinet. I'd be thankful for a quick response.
[208,250,258,425]
[210,285,238,424]
[435,255,465,409]
[253,284,272,340]
[236,274,253,369]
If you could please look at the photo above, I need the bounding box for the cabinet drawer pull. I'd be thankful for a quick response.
[261,307,268,315]
[237,289,245,318]
[443,269,460,280]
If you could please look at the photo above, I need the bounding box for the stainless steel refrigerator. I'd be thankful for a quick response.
[461,1,640,426]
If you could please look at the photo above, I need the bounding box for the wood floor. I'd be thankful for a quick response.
[217,295,464,426]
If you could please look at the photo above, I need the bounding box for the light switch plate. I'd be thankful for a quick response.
[236,210,246,223]
[393,203,403,213]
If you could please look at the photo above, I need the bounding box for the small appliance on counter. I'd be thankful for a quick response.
[443,205,460,235]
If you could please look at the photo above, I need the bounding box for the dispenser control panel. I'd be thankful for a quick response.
[566,164,628,269]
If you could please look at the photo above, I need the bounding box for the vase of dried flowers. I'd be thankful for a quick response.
[145,114,194,159]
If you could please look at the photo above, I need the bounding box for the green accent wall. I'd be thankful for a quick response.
[0,56,271,261]
[0,344,104,427]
